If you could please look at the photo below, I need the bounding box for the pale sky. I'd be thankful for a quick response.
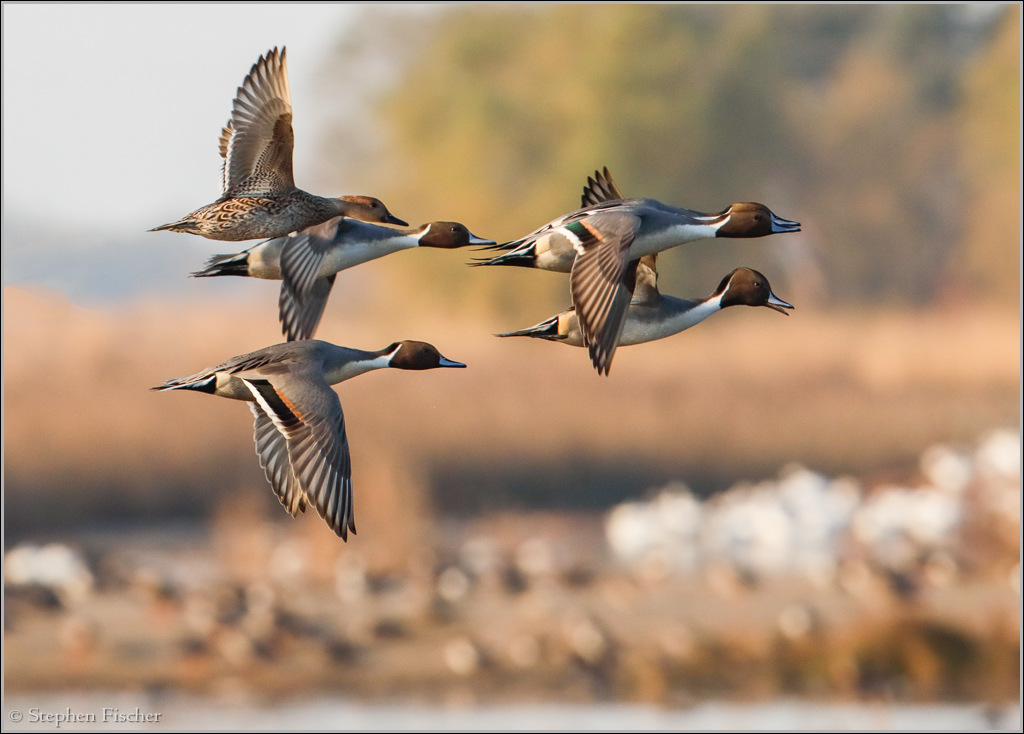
[2,3,368,239]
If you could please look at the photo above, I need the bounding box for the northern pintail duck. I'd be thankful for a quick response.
[150,47,407,241]
[152,339,466,539]
[476,167,800,374]
[193,218,495,340]
[498,256,793,374]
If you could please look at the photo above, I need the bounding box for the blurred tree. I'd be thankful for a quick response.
[795,5,969,304]
[954,7,1020,306]
[313,5,1016,315]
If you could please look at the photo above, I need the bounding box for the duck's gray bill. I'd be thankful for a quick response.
[770,214,801,233]
[767,292,794,314]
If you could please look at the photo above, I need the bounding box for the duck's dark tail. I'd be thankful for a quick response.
[496,315,564,341]
[150,374,217,394]
[468,243,537,268]
[191,252,249,277]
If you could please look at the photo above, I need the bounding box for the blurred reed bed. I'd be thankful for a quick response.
[3,282,1018,536]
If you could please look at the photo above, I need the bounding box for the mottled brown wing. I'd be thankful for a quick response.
[222,47,295,196]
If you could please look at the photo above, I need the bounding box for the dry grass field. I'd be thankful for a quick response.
[4,283,1019,539]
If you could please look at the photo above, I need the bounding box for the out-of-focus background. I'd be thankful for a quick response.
[3,3,1020,730]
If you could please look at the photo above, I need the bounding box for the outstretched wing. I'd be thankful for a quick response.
[242,370,356,539]
[567,212,641,376]
[221,47,295,197]
[279,274,336,342]
[277,218,347,340]
[249,402,306,517]
[580,167,625,208]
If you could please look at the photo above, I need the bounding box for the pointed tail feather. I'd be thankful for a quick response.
[496,316,565,340]
[468,247,537,268]
[150,374,218,393]
[149,219,199,234]
[192,252,250,277]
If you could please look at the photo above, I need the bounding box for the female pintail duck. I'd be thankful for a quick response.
[497,256,794,375]
[475,167,800,376]
[150,47,407,241]
[152,339,466,539]
[193,218,495,341]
